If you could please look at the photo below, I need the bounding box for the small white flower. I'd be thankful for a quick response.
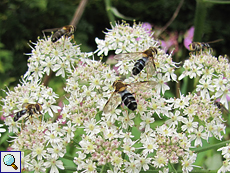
[74,151,87,170]
[142,137,158,155]
[82,159,96,173]
[214,84,230,109]
[83,118,100,135]
[181,153,198,173]
[44,127,61,145]
[42,100,60,117]
[196,76,214,99]
[152,152,168,168]
[155,73,170,94]
[44,156,64,173]
[188,125,207,147]
[21,152,31,170]
[118,112,135,129]
[218,144,230,159]
[31,159,46,173]
[181,116,198,133]
[139,112,155,131]
[0,124,6,137]
[165,110,183,128]
[135,154,152,171]
[47,143,65,159]
[79,139,95,154]
[31,143,47,160]
[63,121,76,142]
[213,75,227,91]
[124,156,141,173]
[217,160,230,173]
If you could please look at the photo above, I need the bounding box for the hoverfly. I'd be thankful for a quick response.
[114,47,158,77]
[103,80,157,114]
[13,103,42,122]
[189,42,210,52]
[214,100,229,115]
[42,25,75,43]
[189,39,223,52]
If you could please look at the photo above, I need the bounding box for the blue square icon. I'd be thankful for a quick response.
[0,151,21,173]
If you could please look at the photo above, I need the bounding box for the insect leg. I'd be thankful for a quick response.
[120,103,129,116]
[70,34,76,44]
[24,115,31,122]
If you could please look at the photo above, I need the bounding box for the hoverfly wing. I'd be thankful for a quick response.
[114,52,142,61]
[42,27,61,33]
[128,81,158,90]
[103,92,121,114]
[221,106,230,115]
[113,54,126,60]
[22,103,30,109]
[146,57,156,77]
[129,81,157,86]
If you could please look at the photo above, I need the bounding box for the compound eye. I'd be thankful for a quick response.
[35,104,40,110]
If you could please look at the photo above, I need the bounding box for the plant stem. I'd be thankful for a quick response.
[64,166,77,171]
[169,161,178,173]
[43,0,88,86]
[42,72,53,86]
[191,139,230,153]
[193,0,207,42]
[70,0,88,27]
[100,165,106,173]
[63,154,75,160]
[181,76,188,95]
[159,0,184,36]
[104,0,115,26]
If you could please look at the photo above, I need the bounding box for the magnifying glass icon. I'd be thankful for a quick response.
[3,154,18,170]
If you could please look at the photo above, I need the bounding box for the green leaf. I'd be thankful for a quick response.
[204,153,222,170]
[25,0,48,10]
[110,7,133,20]
[0,130,11,145]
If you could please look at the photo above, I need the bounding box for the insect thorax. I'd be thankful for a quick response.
[113,81,127,92]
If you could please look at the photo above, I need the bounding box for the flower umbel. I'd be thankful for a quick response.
[1,21,229,173]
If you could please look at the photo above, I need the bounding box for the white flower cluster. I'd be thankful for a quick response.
[62,58,117,122]
[2,79,60,133]
[24,37,86,81]
[62,22,200,172]
[0,21,229,173]
[12,120,76,172]
[218,144,230,173]
[95,22,158,56]
[179,53,230,108]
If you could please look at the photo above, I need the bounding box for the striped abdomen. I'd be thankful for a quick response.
[51,30,65,43]
[132,57,148,75]
[119,90,137,111]
[14,110,27,122]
